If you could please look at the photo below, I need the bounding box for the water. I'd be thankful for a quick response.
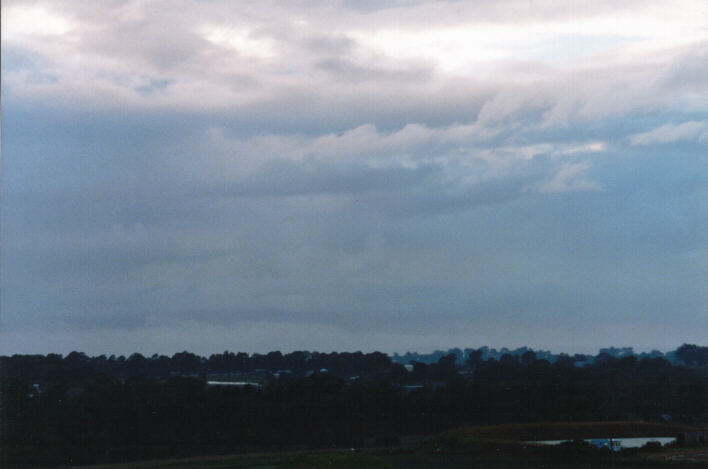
[530,436,675,448]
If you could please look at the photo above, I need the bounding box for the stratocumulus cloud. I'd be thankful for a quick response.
[630,121,708,145]
[1,0,707,355]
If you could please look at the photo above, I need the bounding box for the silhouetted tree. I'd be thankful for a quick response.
[677,344,708,366]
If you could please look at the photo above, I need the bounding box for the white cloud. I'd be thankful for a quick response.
[168,121,607,194]
[199,25,277,60]
[2,5,74,39]
[2,0,706,126]
[630,121,708,145]
[532,162,602,193]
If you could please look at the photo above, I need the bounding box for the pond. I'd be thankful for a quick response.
[530,436,675,448]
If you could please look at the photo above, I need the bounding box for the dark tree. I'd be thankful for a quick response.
[677,344,708,366]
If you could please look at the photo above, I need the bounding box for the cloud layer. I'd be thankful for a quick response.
[2,0,707,355]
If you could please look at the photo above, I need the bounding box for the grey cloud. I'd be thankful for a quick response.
[342,0,427,13]
[2,0,707,354]
[662,40,708,95]
[340,0,653,24]
[304,35,357,54]
[315,57,433,83]
[72,3,213,72]
[135,79,173,96]
[220,159,439,197]
[364,173,542,217]
[220,85,492,135]
[59,311,153,331]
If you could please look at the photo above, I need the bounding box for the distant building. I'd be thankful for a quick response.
[401,385,424,392]
[206,381,262,389]
[27,383,42,398]
[590,439,621,452]
[677,432,706,446]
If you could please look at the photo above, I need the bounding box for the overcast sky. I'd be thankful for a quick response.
[2,0,707,356]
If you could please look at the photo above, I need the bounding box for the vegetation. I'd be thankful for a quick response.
[1,345,706,467]
[438,421,700,441]
[83,451,394,469]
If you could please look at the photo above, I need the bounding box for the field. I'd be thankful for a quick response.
[451,421,699,440]
[79,451,387,469]
[75,422,707,469]
[75,448,708,469]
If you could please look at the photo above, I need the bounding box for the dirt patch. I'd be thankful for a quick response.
[638,447,708,465]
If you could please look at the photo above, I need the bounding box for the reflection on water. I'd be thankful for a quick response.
[531,436,675,448]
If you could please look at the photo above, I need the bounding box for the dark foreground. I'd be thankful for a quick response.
[76,446,708,469]
[2,348,706,467]
[55,422,708,469]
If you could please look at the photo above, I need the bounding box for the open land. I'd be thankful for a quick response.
[76,422,708,469]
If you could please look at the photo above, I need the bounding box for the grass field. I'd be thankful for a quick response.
[440,421,700,441]
[83,450,392,469]
[75,421,707,469]
[78,449,708,469]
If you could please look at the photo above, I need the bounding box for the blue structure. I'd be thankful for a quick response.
[590,438,621,452]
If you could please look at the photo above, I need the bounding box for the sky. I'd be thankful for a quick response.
[1,0,707,356]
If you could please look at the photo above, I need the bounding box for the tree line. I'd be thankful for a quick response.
[2,344,706,383]
[1,344,706,467]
